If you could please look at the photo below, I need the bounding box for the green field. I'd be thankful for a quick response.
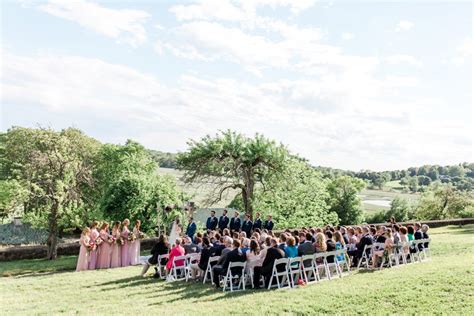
[1,225,473,315]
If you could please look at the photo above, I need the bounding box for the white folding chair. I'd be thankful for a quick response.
[268,258,290,289]
[301,254,318,284]
[397,242,410,265]
[335,249,350,275]
[371,242,386,269]
[410,240,423,263]
[222,261,246,292]
[156,254,169,279]
[422,238,431,260]
[171,255,187,280]
[202,256,220,284]
[288,257,302,288]
[357,244,373,269]
[313,252,326,281]
[324,251,342,280]
[185,253,200,282]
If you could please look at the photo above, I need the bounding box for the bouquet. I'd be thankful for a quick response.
[87,241,96,252]
[128,234,137,242]
[116,237,124,245]
[95,237,103,246]
[138,232,145,239]
[108,236,116,244]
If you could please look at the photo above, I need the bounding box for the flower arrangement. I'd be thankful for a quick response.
[138,232,145,239]
[95,237,103,246]
[116,237,124,245]
[87,241,96,252]
[128,234,137,242]
[108,236,116,244]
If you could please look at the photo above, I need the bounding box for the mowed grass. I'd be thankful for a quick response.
[1,225,473,315]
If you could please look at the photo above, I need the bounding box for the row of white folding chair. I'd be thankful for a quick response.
[156,254,169,279]
[222,261,247,292]
[202,256,220,284]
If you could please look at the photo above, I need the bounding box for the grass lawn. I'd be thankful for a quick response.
[1,225,473,315]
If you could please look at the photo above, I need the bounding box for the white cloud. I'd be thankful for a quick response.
[451,37,472,66]
[386,54,422,67]
[3,50,469,171]
[395,20,414,32]
[37,0,150,46]
[341,32,354,40]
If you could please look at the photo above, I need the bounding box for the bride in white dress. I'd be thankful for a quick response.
[168,217,182,246]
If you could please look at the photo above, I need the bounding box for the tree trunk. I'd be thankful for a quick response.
[47,201,59,260]
[242,172,255,218]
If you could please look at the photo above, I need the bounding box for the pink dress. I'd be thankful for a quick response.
[166,245,185,270]
[97,229,112,269]
[121,227,130,267]
[88,229,99,269]
[76,235,90,272]
[129,227,141,265]
[110,229,121,268]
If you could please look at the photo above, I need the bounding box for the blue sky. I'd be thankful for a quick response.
[1,0,472,171]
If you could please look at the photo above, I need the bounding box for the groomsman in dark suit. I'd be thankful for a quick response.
[253,212,262,230]
[229,211,241,234]
[241,213,253,237]
[218,209,230,232]
[206,211,218,231]
[263,215,274,231]
[185,217,197,241]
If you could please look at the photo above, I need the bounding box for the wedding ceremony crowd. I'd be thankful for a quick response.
[133,210,431,289]
[76,219,144,271]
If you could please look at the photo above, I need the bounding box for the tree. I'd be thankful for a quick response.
[326,176,365,225]
[2,127,100,259]
[177,130,289,217]
[0,180,28,222]
[230,158,339,229]
[415,184,474,220]
[417,175,432,186]
[407,176,419,192]
[448,165,465,177]
[386,197,413,222]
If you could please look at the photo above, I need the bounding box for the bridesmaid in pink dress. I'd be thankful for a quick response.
[129,220,141,265]
[88,221,100,270]
[110,221,122,268]
[97,222,112,269]
[76,227,91,272]
[121,219,131,267]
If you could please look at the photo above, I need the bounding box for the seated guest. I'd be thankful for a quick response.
[241,213,253,238]
[222,228,230,237]
[253,238,285,289]
[347,226,373,267]
[258,236,272,261]
[347,227,358,251]
[246,239,262,272]
[263,215,274,231]
[284,236,298,259]
[325,231,336,263]
[340,227,349,245]
[399,226,409,254]
[190,237,212,280]
[183,236,199,254]
[414,222,424,251]
[334,231,346,262]
[213,239,246,288]
[278,233,287,251]
[206,211,218,231]
[140,234,169,277]
[165,238,185,276]
[253,212,263,230]
[422,224,430,248]
[215,236,233,266]
[375,226,387,243]
[241,238,251,253]
[313,232,327,252]
[392,224,401,244]
[230,211,241,234]
[298,233,315,267]
[407,226,415,241]
[372,228,394,269]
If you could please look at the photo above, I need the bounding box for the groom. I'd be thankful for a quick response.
[186,217,197,241]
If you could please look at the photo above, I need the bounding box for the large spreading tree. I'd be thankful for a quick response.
[177,130,289,217]
[1,127,100,259]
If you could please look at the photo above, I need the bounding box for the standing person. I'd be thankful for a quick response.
[110,221,122,268]
[263,215,274,231]
[76,227,91,272]
[130,220,142,265]
[121,219,131,267]
[206,211,218,231]
[186,217,197,241]
[169,217,182,246]
[88,221,100,270]
[97,222,112,269]
[241,213,253,238]
[218,210,230,231]
[230,211,241,234]
[253,212,262,231]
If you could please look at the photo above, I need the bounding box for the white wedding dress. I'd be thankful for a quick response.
[168,221,180,246]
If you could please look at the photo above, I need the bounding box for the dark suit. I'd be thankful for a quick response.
[198,246,213,271]
[230,217,241,232]
[264,220,274,231]
[186,222,196,240]
[206,216,218,231]
[348,233,373,266]
[376,235,386,243]
[253,247,285,288]
[326,240,336,263]
[212,248,246,286]
[414,230,424,251]
[218,215,229,231]
[148,241,169,265]
[253,218,262,230]
[423,232,430,248]
[241,220,253,237]
[210,243,225,256]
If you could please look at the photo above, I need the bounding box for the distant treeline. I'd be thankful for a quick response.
[147,150,474,192]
